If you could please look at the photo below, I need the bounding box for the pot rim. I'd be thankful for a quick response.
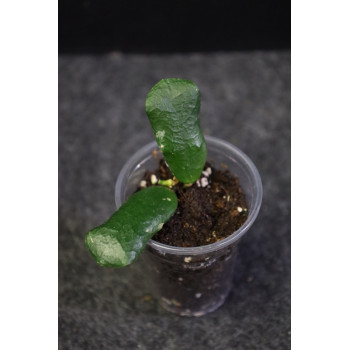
[115,135,263,256]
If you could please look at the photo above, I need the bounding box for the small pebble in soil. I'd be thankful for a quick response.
[140,180,147,188]
[184,257,192,263]
[202,170,209,177]
[200,177,209,187]
[150,174,158,184]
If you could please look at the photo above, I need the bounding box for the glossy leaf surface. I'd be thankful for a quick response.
[145,78,207,183]
[85,186,178,267]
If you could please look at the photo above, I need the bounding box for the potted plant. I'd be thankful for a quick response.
[86,78,263,316]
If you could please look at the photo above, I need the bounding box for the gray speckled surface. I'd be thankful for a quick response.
[59,51,290,349]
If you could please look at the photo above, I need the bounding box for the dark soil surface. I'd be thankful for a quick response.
[138,157,248,247]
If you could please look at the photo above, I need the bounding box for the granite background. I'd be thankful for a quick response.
[58,51,291,349]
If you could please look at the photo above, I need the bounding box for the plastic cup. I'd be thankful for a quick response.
[115,136,263,316]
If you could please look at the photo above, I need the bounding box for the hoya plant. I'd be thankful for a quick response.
[85,78,207,267]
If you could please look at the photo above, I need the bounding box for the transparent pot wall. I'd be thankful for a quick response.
[145,239,239,316]
[115,136,262,316]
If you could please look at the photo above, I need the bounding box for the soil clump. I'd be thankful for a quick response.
[138,158,248,247]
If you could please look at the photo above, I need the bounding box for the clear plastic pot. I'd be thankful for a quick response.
[115,136,263,316]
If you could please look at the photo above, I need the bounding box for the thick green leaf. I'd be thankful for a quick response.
[145,78,207,183]
[85,186,178,268]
